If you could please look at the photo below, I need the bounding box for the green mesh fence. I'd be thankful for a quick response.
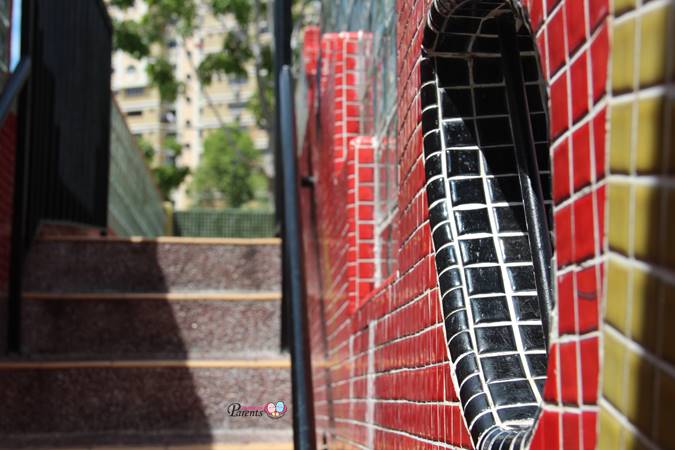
[173,209,277,238]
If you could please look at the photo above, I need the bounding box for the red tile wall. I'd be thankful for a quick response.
[0,113,16,296]
[297,0,610,446]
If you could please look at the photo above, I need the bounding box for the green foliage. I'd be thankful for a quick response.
[210,0,252,24]
[190,126,268,208]
[113,19,150,59]
[147,58,182,102]
[137,137,190,201]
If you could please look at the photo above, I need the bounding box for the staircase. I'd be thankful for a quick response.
[0,236,293,449]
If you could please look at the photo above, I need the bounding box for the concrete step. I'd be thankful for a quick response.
[23,237,281,293]
[0,359,292,447]
[21,292,282,359]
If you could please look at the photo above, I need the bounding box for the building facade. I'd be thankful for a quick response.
[109,0,271,208]
[296,0,675,449]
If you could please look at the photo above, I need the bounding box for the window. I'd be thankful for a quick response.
[126,65,136,74]
[125,87,145,97]
[126,110,143,117]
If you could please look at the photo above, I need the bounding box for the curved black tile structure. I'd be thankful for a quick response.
[421,1,553,448]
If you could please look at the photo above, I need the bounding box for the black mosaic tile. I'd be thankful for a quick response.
[441,88,474,118]
[422,106,440,134]
[455,208,491,235]
[474,87,508,115]
[439,268,463,293]
[444,310,469,340]
[430,3,447,29]
[425,153,443,179]
[535,378,546,395]
[443,120,476,147]
[513,296,541,321]
[530,112,548,142]
[521,56,540,82]
[460,238,498,265]
[460,373,484,405]
[540,175,553,200]
[450,179,486,205]
[429,202,449,225]
[445,16,482,33]
[488,176,522,203]
[507,266,536,292]
[526,84,545,112]
[436,33,472,52]
[472,36,501,53]
[488,380,537,406]
[464,393,492,425]
[536,143,550,170]
[437,58,471,87]
[475,326,516,354]
[456,353,480,382]
[500,236,532,262]
[469,412,497,443]
[471,296,510,323]
[483,147,518,175]
[519,325,545,351]
[447,149,480,176]
[480,17,498,34]
[436,245,457,271]
[493,205,527,232]
[473,57,503,84]
[465,266,503,295]
[481,354,527,382]
[432,224,453,249]
[526,354,548,378]
[442,287,464,314]
[421,83,438,106]
[517,35,536,51]
[423,28,439,50]
[426,178,446,204]
[420,57,435,83]
[497,405,539,422]
[450,330,474,360]
[424,130,443,158]
[476,117,513,146]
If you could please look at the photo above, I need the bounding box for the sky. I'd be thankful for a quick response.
[10,0,21,70]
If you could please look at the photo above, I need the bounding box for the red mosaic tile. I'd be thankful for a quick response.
[555,205,573,267]
[547,8,567,74]
[570,53,590,122]
[565,0,587,54]
[580,336,600,404]
[582,411,598,449]
[562,412,582,450]
[573,191,595,262]
[576,266,600,332]
[543,344,561,402]
[550,72,570,138]
[592,107,607,179]
[558,272,576,335]
[553,138,571,202]
[590,24,609,103]
[572,122,592,190]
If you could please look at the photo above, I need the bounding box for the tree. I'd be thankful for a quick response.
[139,137,190,200]
[189,126,268,208]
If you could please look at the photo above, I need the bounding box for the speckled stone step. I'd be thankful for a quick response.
[21,292,283,359]
[0,359,292,448]
[23,237,281,293]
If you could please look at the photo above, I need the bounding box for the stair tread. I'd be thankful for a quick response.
[38,236,281,245]
[0,358,291,369]
[23,291,282,300]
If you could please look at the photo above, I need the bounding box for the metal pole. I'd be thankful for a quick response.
[279,65,317,450]
[497,13,554,349]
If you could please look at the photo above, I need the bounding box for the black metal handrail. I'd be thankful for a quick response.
[497,14,554,349]
[0,58,31,126]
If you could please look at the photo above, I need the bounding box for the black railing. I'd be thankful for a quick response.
[274,0,317,447]
[0,58,31,126]
[7,0,112,352]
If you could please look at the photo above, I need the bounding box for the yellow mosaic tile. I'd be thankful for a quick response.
[603,330,627,410]
[606,259,630,332]
[661,282,675,366]
[630,267,659,352]
[635,97,665,173]
[598,406,623,450]
[609,101,634,173]
[611,18,636,92]
[655,370,675,449]
[663,188,675,267]
[639,4,672,86]
[612,0,638,15]
[624,347,655,435]
[607,182,632,254]
[632,185,663,261]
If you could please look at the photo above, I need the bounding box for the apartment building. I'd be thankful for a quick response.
[110,1,271,208]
